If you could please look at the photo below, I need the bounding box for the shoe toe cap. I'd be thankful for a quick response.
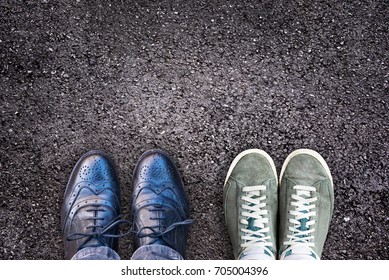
[229,151,277,186]
[282,152,332,187]
[74,151,117,183]
[133,150,185,191]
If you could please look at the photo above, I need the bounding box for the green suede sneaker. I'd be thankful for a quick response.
[278,149,334,260]
[223,149,278,260]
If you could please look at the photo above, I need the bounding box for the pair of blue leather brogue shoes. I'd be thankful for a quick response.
[61,149,193,259]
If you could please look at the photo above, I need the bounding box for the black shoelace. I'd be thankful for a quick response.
[67,212,131,250]
[133,205,194,247]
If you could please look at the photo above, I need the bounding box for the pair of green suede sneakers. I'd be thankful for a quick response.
[224,149,334,260]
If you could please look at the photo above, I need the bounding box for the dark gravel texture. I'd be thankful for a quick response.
[0,0,388,260]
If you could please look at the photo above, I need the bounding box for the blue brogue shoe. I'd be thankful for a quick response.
[131,149,193,258]
[61,150,129,259]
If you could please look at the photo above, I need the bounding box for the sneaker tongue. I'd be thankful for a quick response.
[283,246,317,260]
[239,246,274,260]
[247,217,258,231]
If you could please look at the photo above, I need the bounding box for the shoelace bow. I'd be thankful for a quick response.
[282,185,318,258]
[67,208,131,249]
[240,185,272,249]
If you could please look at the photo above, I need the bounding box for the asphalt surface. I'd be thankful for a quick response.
[0,0,388,260]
